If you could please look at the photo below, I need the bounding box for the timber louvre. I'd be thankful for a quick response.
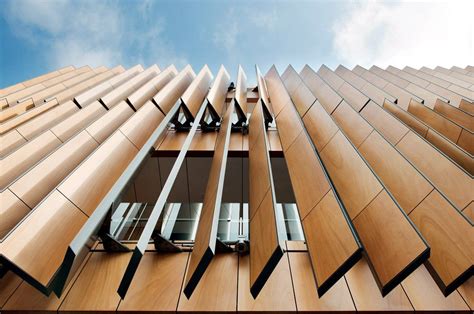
[0,63,473,313]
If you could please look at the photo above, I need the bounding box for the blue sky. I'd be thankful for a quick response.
[0,0,472,87]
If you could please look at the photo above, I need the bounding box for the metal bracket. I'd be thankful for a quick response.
[172,99,194,131]
[153,232,182,252]
[200,102,221,132]
[98,205,131,252]
[215,238,233,253]
[100,232,131,252]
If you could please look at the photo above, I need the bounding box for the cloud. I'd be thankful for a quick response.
[332,0,473,68]
[2,0,187,69]
[212,7,278,54]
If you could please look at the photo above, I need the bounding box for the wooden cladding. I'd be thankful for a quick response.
[0,63,473,313]
[285,65,430,296]
[183,102,233,297]
[265,66,361,296]
[248,100,285,298]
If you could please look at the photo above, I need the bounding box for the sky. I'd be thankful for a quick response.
[0,0,473,88]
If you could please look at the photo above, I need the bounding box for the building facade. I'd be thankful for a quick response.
[0,63,473,312]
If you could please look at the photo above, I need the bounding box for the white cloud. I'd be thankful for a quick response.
[332,0,473,69]
[3,0,187,69]
[212,7,278,54]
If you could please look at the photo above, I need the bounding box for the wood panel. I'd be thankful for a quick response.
[41,66,91,88]
[119,101,165,149]
[266,66,362,295]
[358,66,423,111]
[300,65,342,113]
[409,190,474,294]
[301,191,361,293]
[264,66,292,116]
[425,129,474,175]
[274,103,303,151]
[355,65,387,88]
[457,128,474,155]
[57,132,138,216]
[396,130,472,210]
[85,101,134,144]
[59,252,131,312]
[116,97,207,299]
[301,100,338,150]
[74,65,138,107]
[338,81,370,111]
[408,99,463,143]
[335,65,367,89]
[290,79,316,116]
[402,265,470,311]
[428,67,472,89]
[153,65,195,113]
[0,130,26,157]
[1,191,88,288]
[358,131,433,214]
[463,202,474,221]
[282,65,316,117]
[255,65,274,116]
[0,272,23,308]
[52,69,116,104]
[457,276,474,309]
[460,99,474,114]
[319,71,473,294]
[332,100,373,147]
[16,100,79,140]
[0,189,30,239]
[0,98,8,109]
[345,258,414,311]
[0,130,62,190]
[286,240,307,251]
[336,65,397,105]
[434,98,474,132]
[289,252,355,311]
[238,254,296,312]
[360,101,409,145]
[370,65,410,88]
[178,254,237,312]
[249,188,283,298]
[281,65,302,94]
[318,65,344,89]
[426,83,468,107]
[100,65,160,109]
[1,83,44,105]
[118,253,188,312]
[190,131,218,151]
[51,101,106,142]
[0,83,25,99]
[183,104,232,297]
[285,131,330,219]
[383,99,429,137]
[407,66,450,88]
[1,98,37,122]
[320,131,382,219]
[106,65,144,88]
[206,65,230,116]
[361,82,397,106]
[2,251,92,313]
[9,130,99,209]
[353,191,428,294]
[248,106,270,218]
[181,65,213,118]
[235,65,248,114]
[0,99,59,135]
